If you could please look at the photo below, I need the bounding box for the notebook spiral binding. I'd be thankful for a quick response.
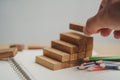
[8,58,35,80]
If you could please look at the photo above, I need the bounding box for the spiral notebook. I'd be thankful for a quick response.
[0,50,120,80]
[0,50,42,80]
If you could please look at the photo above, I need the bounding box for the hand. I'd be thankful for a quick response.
[83,0,120,39]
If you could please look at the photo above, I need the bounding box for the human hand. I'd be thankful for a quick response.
[83,0,120,39]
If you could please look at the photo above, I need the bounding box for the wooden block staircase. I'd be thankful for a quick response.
[35,23,93,70]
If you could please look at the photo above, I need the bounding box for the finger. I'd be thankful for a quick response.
[98,0,107,11]
[100,28,112,37]
[83,16,103,35]
[113,30,120,39]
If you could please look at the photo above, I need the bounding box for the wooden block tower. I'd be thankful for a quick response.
[35,23,93,70]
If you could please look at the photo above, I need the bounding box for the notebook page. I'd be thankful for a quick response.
[13,50,120,80]
[0,60,21,80]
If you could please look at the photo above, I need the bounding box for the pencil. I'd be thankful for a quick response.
[100,63,120,70]
[83,56,120,62]
[77,63,96,70]
[87,66,107,71]
[96,60,120,64]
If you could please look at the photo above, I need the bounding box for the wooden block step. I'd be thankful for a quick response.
[69,23,84,32]
[36,56,70,70]
[60,32,89,52]
[43,48,70,62]
[10,44,24,51]
[52,40,78,54]
[0,48,18,59]
[60,32,87,46]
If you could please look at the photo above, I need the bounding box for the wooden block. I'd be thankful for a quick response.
[0,48,18,59]
[60,32,87,46]
[86,37,93,51]
[61,61,70,68]
[43,48,70,62]
[60,32,89,53]
[51,40,78,54]
[69,60,79,67]
[85,50,93,57]
[10,44,24,51]
[69,23,84,32]
[27,45,49,50]
[69,53,78,61]
[84,37,93,57]
[36,56,70,70]
[78,44,86,53]
[86,44,93,51]
[28,46,42,49]
[77,52,86,59]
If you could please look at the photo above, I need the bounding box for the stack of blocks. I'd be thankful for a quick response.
[36,23,93,70]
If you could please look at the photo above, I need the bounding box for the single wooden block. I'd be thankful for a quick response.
[36,56,70,70]
[69,53,78,61]
[69,60,79,67]
[61,61,70,68]
[83,37,93,57]
[43,48,70,62]
[69,23,84,32]
[10,44,24,51]
[85,50,93,57]
[77,52,86,59]
[27,45,49,50]
[86,37,93,51]
[60,32,87,46]
[0,48,18,59]
[28,46,42,49]
[51,40,78,54]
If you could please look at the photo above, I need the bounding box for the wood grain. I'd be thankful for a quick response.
[52,40,78,54]
[36,56,70,70]
[69,23,84,32]
[43,48,70,62]
[0,48,18,59]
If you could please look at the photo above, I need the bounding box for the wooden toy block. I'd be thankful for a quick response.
[28,45,42,49]
[84,37,93,57]
[36,56,69,70]
[69,60,79,67]
[69,53,78,61]
[10,44,24,51]
[27,44,49,50]
[43,48,70,62]
[51,40,78,54]
[77,52,86,59]
[86,37,93,50]
[0,48,18,59]
[61,62,70,68]
[78,44,86,53]
[85,50,93,57]
[69,23,84,32]
[60,32,87,46]
[60,32,88,53]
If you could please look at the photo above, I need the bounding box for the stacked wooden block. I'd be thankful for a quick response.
[36,23,93,70]
[0,48,18,59]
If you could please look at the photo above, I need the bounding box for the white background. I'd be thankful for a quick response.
[0,0,119,44]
